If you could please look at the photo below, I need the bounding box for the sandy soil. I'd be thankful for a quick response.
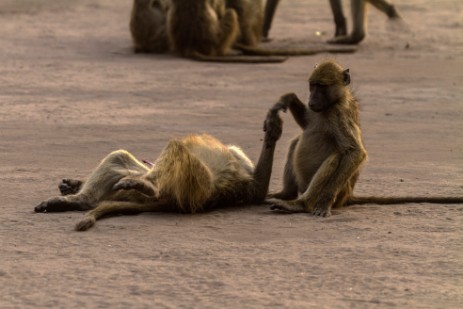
[1,0,462,308]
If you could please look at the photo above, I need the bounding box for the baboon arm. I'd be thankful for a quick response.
[252,142,277,203]
[320,147,366,200]
[274,93,308,129]
[253,107,283,203]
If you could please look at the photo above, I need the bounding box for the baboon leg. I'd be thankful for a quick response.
[262,0,280,39]
[75,200,170,231]
[75,149,150,203]
[35,150,150,213]
[328,0,367,44]
[367,0,400,18]
[269,137,299,200]
[217,9,240,56]
[270,153,341,215]
[59,179,83,195]
[329,0,347,37]
[310,150,365,217]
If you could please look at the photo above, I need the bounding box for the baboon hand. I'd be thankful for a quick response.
[113,177,157,197]
[272,92,298,112]
[263,109,283,147]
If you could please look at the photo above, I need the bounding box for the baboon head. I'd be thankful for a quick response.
[308,61,350,112]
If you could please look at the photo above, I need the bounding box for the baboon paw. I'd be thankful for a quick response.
[312,206,332,217]
[34,201,49,213]
[59,179,82,195]
[75,217,96,231]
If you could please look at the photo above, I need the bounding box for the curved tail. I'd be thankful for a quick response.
[347,196,463,206]
[235,44,357,56]
[191,51,287,63]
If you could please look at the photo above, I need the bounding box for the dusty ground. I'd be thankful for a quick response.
[1,0,462,308]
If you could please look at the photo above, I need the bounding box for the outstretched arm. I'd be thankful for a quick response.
[251,106,283,203]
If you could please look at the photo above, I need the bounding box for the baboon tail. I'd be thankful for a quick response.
[190,51,287,63]
[235,44,357,56]
[347,196,463,205]
[155,140,213,213]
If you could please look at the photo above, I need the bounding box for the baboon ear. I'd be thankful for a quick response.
[343,69,351,85]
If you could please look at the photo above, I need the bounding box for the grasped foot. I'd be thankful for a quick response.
[268,198,308,214]
[59,179,83,195]
[113,177,156,197]
[75,216,96,231]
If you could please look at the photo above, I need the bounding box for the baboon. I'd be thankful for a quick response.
[228,0,357,56]
[167,0,288,63]
[130,0,170,53]
[34,110,283,231]
[268,60,463,217]
[328,0,402,44]
[262,0,402,45]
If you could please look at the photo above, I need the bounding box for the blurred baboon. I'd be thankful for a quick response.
[328,0,402,44]
[262,0,402,44]
[228,0,357,56]
[130,0,170,53]
[167,0,287,62]
[268,60,463,217]
[35,110,283,231]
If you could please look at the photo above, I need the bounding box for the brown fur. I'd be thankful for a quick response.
[130,0,170,53]
[35,111,283,231]
[268,60,463,217]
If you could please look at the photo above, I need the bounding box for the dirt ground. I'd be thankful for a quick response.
[1,0,462,308]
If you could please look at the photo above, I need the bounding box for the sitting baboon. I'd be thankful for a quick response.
[268,60,463,217]
[262,0,402,45]
[167,0,288,63]
[35,110,283,231]
[130,0,170,53]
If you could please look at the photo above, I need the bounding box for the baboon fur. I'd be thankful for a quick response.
[35,109,283,231]
[268,60,463,217]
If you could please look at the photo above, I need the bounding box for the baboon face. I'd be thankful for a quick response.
[308,62,351,112]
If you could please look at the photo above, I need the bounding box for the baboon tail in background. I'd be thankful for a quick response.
[155,140,213,213]
[347,196,463,205]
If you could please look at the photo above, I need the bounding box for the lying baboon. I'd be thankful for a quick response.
[328,0,402,44]
[130,0,170,53]
[34,110,283,231]
[268,60,463,217]
[262,0,402,45]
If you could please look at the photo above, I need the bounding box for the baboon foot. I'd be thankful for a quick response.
[35,196,91,213]
[113,178,157,197]
[327,32,365,45]
[312,195,334,217]
[268,191,298,200]
[59,179,83,195]
[75,216,96,231]
[268,199,308,214]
